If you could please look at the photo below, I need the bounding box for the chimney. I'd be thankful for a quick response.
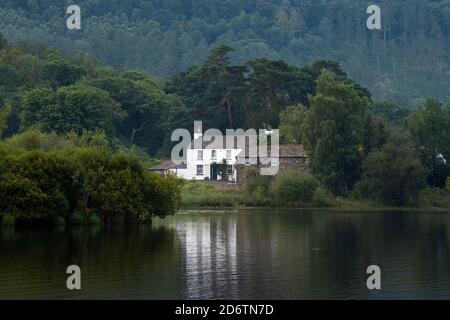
[194,121,203,140]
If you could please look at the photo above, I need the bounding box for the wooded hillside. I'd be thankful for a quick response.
[1,0,449,106]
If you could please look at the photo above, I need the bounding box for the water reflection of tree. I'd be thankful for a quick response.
[215,210,450,299]
[283,211,450,299]
[0,225,181,299]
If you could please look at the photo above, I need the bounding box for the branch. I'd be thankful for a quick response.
[130,120,147,143]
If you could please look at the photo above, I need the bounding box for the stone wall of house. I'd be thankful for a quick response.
[236,157,309,186]
[236,165,254,186]
[279,157,309,172]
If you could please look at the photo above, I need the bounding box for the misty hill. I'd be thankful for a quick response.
[0,0,449,106]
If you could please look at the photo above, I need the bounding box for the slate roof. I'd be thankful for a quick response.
[279,144,308,158]
[188,134,258,150]
[150,160,187,171]
[237,144,307,159]
[188,135,307,159]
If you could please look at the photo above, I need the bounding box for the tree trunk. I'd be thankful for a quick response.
[130,121,147,144]
[226,97,233,128]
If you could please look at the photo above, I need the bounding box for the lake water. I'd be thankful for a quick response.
[1,209,450,299]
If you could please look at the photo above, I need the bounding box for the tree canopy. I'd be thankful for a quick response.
[0,37,184,155]
[302,70,369,194]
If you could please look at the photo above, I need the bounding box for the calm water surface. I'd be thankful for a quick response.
[1,209,450,299]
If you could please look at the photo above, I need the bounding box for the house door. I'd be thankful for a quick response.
[210,163,218,180]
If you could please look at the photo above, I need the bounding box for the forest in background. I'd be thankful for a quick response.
[0,0,449,106]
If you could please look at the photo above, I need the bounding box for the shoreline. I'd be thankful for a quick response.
[177,206,450,213]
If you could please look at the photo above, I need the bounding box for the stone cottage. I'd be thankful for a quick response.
[235,144,309,185]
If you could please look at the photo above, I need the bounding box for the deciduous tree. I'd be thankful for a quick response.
[302,70,368,194]
[407,99,450,187]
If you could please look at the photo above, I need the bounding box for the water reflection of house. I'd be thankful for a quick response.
[175,215,237,299]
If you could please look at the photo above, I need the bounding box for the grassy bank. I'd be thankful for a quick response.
[180,182,247,208]
[180,178,450,211]
[179,181,372,209]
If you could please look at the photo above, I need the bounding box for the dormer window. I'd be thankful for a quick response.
[211,150,217,160]
[197,150,203,161]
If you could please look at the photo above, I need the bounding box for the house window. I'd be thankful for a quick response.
[226,150,232,160]
[227,166,233,177]
[211,150,217,160]
[271,158,279,167]
[197,150,203,160]
[196,165,204,176]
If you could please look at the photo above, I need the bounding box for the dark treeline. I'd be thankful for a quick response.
[0,0,449,106]
[166,45,370,131]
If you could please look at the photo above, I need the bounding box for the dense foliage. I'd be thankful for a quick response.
[0,35,183,155]
[0,31,449,210]
[278,70,449,206]
[302,70,369,194]
[1,0,449,106]
[406,99,450,187]
[166,45,366,131]
[354,132,426,205]
[0,35,366,150]
[272,171,321,204]
[0,130,182,224]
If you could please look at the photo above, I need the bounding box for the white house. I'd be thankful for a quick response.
[150,122,309,183]
[150,124,242,182]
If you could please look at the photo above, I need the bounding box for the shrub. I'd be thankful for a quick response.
[70,149,182,221]
[0,138,183,224]
[272,171,321,205]
[53,216,66,226]
[245,168,272,202]
[6,129,44,151]
[354,178,384,202]
[355,140,426,206]
[70,211,86,225]
[1,214,15,227]
[7,130,74,151]
[10,151,74,217]
[142,173,183,218]
[311,187,333,207]
[87,213,101,226]
[0,172,49,221]
[254,186,268,202]
[418,188,450,208]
